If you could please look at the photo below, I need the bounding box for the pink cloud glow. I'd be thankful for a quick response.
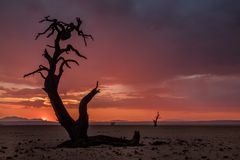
[0,1,240,121]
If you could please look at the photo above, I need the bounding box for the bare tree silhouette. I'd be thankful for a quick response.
[24,16,140,147]
[153,112,160,127]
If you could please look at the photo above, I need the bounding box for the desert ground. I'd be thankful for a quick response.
[0,125,239,160]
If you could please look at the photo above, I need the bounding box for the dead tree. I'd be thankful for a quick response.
[153,112,160,127]
[24,16,140,147]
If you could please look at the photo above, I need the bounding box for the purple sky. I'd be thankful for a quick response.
[0,0,240,121]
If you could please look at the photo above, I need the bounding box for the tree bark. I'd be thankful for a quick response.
[57,131,141,148]
[24,17,140,147]
[76,82,100,139]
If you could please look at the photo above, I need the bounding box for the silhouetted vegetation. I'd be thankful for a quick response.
[153,112,160,127]
[24,16,140,147]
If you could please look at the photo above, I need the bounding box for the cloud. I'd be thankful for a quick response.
[160,74,240,111]
[1,0,240,83]
[0,81,47,108]
[156,93,186,100]
[0,0,240,118]
[99,84,143,101]
[0,81,39,90]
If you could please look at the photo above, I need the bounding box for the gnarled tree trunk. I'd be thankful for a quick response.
[24,16,140,147]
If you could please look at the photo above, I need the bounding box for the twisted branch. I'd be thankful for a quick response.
[58,58,79,78]
[78,31,94,46]
[36,16,65,40]
[61,44,87,59]
[42,49,52,64]
[39,16,68,26]
[24,65,49,78]
[79,81,100,116]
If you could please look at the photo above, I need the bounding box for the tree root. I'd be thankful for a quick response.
[57,131,141,148]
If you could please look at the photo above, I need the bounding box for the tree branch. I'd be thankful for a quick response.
[39,65,49,71]
[76,17,82,28]
[46,44,55,48]
[35,25,52,40]
[24,67,48,78]
[61,44,87,59]
[71,17,93,46]
[47,29,55,38]
[39,16,52,23]
[38,72,46,79]
[58,58,79,78]
[42,49,52,64]
[78,31,94,46]
[77,81,100,138]
[39,16,68,27]
[156,112,160,120]
[80,81,100,106]
[39,16,60,24]
[36,16,65,40]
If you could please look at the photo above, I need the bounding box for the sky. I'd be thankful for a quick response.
[0,0,240,121]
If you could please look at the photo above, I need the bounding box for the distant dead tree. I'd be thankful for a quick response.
[153,112,160,127]
[110,122,116,126]
[24,16,140,147]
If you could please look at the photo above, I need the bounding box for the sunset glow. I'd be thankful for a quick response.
[0,1,240,122]
[41,117,48,121]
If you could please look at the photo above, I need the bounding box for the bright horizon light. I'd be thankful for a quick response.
[41,117,48,121]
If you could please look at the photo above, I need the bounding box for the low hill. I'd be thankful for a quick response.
[0,116,58,125]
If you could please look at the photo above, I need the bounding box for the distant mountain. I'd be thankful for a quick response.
[0,116,59,125]
[0,116,240,126]
[0,116,29,121]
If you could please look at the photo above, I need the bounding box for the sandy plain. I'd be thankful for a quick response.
[0,125,239,160]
